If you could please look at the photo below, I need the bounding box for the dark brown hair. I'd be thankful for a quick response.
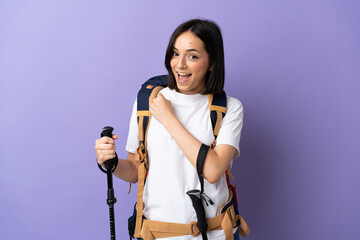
[165,19,225,94]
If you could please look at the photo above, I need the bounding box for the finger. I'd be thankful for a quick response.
[152,96,159,104]
[99,149,116,156]
[158,93,167,102]
[95,143,115,150]
[97,152,116,164]
[112,134,119,140]
[153,93,163,103]
[100,136,114,144]
[149,104,156,115]
[97,149,115,157]
[150,101,156,111]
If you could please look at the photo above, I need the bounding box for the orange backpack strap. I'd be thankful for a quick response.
[209,92,250,237]
[208,91,227,149]
[138,189,247,240]
[134,75,167,237]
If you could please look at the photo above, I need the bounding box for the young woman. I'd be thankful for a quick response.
[95,19,244,240]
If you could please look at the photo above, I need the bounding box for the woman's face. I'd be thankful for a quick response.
[170,31,212,95]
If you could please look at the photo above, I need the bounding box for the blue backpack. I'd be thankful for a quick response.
[128,75,250,240]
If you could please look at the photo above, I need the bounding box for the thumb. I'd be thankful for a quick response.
[158,93,170,103]
[112,134,119,140]
[157,93,164,99]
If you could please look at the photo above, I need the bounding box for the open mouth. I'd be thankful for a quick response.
[177,72,192,83]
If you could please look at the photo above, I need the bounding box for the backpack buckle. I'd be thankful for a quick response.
[190,221,200,236]
[135,145,145,162]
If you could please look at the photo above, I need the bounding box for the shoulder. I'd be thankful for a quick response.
[226,95,243,115]
[158,87,174,100]
[159,87,171,95]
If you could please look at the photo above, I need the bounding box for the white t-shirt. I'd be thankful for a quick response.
[126,87,243,240]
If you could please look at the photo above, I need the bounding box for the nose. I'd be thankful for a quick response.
[177,55,187,69]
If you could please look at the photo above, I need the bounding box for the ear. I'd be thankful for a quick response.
[208,64,213,71]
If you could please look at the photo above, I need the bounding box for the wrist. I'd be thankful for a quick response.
[165,113,179,130]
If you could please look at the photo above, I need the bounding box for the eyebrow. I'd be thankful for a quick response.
[173,47,200,53]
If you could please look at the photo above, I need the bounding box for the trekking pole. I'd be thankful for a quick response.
[98,126,118,240]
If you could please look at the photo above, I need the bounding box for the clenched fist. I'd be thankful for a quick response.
[150,93,175,126]
[95,134,118,166]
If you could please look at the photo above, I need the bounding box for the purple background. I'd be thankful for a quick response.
[1,0,359,239]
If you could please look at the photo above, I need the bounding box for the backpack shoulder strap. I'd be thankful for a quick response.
[136,75,168,164]
[134,74,167,238]
[208,90,227,149]
[208,91,239,198]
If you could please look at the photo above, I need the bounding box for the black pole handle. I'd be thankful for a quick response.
[101,126,114,138]
[101,126,118,172]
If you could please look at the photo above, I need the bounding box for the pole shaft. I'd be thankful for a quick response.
[109,204,116,240]
[107,169,116,240]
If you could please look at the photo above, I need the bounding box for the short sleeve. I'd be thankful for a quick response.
[216,96,244,158]
[125,98,139,153]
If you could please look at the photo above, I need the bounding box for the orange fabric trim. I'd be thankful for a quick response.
[214,111,223,137]
[140,219,194,239]
[237,215,250,236]
[138,116,144,142]
[221,211,234,240]
[134,162,146,238]
[149,86,163,107]
[210,105,227,113]
[128,182,132,194]
[208,94,213,109]
[146,86,163,153]
[138,205,239,240]
[211,139,217,149]
[137,110,150,117]
[207,94,226,138]
[134,86,164,238]
[226,169,236,185]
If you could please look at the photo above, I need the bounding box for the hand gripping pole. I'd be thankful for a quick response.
[100,126,118,240]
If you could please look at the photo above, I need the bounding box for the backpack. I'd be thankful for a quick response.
[128,75,250,240]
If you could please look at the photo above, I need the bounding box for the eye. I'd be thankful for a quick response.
[172,52,179,57]
[189,55,199,60]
